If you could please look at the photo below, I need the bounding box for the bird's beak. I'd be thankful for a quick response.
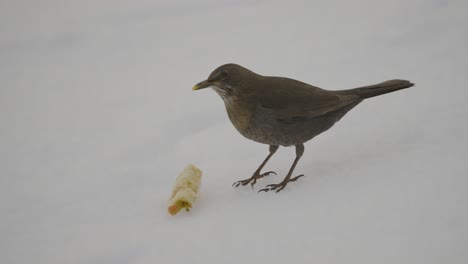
[192,80,214,91]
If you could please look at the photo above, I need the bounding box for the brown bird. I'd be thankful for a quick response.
[192,64,414,192]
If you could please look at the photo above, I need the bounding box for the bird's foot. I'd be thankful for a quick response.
[232,171,277,189]
[258,174,305,193]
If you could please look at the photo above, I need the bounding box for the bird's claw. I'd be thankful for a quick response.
[260,171,277,178]
[289,174,305,182]
[258,174,304,193]
[232,179,249,188]
[232,171,277,188]
[258,183,284,193]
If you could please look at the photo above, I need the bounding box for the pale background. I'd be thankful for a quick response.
[1,1,467,263]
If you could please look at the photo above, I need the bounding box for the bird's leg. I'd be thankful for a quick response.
[233,145,279,188]
[259,144,305,193]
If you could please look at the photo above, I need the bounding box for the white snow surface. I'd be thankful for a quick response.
[1,1,468,263]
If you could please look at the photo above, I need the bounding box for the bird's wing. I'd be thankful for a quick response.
[255,77,359,121]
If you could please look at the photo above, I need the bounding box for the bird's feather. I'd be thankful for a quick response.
[254,76,359,121]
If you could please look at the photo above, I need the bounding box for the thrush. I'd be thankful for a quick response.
[192,64,414,193]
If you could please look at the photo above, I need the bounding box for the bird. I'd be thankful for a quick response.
[192,63,414,193]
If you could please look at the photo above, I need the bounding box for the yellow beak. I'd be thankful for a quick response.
[192,80,214,91]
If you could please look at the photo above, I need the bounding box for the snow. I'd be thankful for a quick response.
[1,0,467,263]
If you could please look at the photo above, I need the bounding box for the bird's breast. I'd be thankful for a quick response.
[224,100,253,135]
[224,99,278,145]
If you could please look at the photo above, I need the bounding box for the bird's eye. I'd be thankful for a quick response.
[220,70,229,78]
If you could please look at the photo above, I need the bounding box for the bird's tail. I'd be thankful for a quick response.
[337,79,414,99]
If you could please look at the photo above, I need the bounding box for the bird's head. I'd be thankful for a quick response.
[192,63,257,100]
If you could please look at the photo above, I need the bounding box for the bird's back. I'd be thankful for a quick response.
[253,76,360,121]
[226,76,361,146]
